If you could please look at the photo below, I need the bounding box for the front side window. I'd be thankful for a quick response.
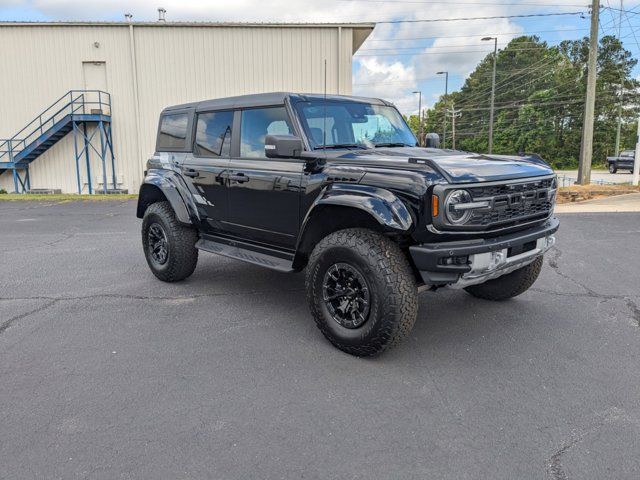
[240,107,293,158]
[294,100,417,149]
[194,111,233,157]
[157,113,189,150]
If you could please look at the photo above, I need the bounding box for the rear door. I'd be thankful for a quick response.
[226,106,304,248]
[181,110,234,232]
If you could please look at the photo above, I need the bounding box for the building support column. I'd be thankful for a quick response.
[73,121,82,194]
[83,123,93,194]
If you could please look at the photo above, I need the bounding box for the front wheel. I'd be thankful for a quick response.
[609,163,617,174]
[142,201,198,282]
[305,229,418,357]
[464,256,543,301]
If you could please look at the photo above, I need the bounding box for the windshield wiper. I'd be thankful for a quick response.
[373,142,412,148]
[314,144,367,150]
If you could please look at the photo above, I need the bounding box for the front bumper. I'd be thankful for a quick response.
[410,217,559,287]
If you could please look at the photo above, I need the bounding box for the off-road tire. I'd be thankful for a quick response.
[609,163,617,174]
[142,201,198,282]
[305,228,418,357]
[464,256,543,301]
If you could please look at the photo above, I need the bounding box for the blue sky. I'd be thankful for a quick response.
[2,0,639,114]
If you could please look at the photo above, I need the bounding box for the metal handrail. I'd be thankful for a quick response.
[0,90,111,162]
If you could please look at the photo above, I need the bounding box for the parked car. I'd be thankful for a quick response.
[137,93,559,356]
[607,150,636,173]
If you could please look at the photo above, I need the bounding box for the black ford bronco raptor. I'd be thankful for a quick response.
[137,92,559,356]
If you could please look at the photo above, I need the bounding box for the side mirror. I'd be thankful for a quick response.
[265,134,303,158]
[424,133,440,148]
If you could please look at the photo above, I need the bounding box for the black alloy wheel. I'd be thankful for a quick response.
[147,223,169,266]
[322,262,371,329]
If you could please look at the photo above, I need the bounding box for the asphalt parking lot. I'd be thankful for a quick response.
[556,169,636,186]
[1,199,639,479]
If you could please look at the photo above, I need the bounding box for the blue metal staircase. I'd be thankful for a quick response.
[0,90,116,193]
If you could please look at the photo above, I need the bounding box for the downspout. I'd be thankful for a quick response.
[128,21,143,182]
[337,26,342,94]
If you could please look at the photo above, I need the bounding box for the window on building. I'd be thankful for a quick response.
[240,107,293,158]
[194,111,233,157]
[157,113,190,150]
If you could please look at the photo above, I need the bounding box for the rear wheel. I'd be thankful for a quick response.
[609,163,617,174]
[142,201,198,282]
[305,229,418,357]
[464,256,543,301]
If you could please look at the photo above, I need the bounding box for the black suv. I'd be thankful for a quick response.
[137,93,559,356]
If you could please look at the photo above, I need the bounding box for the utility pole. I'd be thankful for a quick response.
[634,117,640,185]
[413,91,423,146]
[577,0,600,185]
[437,71,449,148]
[448,104,462,150]
[614,0,624,157]
[482,36,498,154]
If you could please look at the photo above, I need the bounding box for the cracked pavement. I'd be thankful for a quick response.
[1,200,639,479]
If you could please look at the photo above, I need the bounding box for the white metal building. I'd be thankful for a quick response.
[0,21,373,194]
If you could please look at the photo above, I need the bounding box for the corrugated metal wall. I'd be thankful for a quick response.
[0,23,368,193]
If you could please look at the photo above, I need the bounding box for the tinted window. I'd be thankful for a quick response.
[158,113,189,150]
[194,111,233,157]
[622,150,635,157]
[240,107,293,158]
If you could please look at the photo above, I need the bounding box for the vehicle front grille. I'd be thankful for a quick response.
[466,177,556,228]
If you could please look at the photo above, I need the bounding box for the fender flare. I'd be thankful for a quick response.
[137,170,199,225]
[299,183,413,241]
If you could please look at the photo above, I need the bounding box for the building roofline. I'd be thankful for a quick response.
[0,21,376,29]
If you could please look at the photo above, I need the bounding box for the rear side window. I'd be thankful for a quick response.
[240,107,293,158]
[194,111,233,157]
[157,113,189,151]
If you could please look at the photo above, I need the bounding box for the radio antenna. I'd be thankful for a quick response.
[323,59,327,156]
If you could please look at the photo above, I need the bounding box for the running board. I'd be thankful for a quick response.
[196,237,295,272]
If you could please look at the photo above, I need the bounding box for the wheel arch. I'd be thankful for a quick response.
[293,186,414,270]
[136,171,197,225]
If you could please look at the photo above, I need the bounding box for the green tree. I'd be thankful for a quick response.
[409,35,640,169]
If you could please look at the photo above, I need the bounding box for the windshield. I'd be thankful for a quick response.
[294,99,417,150]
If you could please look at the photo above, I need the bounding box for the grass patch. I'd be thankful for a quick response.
[0,193,138,202]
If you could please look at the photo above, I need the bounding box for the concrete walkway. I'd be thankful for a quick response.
[556,193,640,213]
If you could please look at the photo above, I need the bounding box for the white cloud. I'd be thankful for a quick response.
[352,57,418,113]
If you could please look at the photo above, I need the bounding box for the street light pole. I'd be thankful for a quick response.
[482,36,498,154]
[437,71,448,148]
[413,91,423,146]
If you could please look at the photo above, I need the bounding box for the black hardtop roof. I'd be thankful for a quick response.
[161,92,392,114]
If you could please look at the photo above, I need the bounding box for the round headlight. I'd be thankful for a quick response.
[445,189,473,225]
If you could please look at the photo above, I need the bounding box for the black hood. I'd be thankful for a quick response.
[326,147,554,184]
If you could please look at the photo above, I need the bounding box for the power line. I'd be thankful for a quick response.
[454,55,562,105]
[364,27,590,42]
[358,39,570,52]
[341,0,588,5]
[356,45,575,56]
[375,11,586,24]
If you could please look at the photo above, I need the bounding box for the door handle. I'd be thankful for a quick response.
[229,173,250,183]
[183,169,199,178]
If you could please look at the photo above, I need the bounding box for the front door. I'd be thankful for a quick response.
[181,110,233,232]
[226,106,304,249]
